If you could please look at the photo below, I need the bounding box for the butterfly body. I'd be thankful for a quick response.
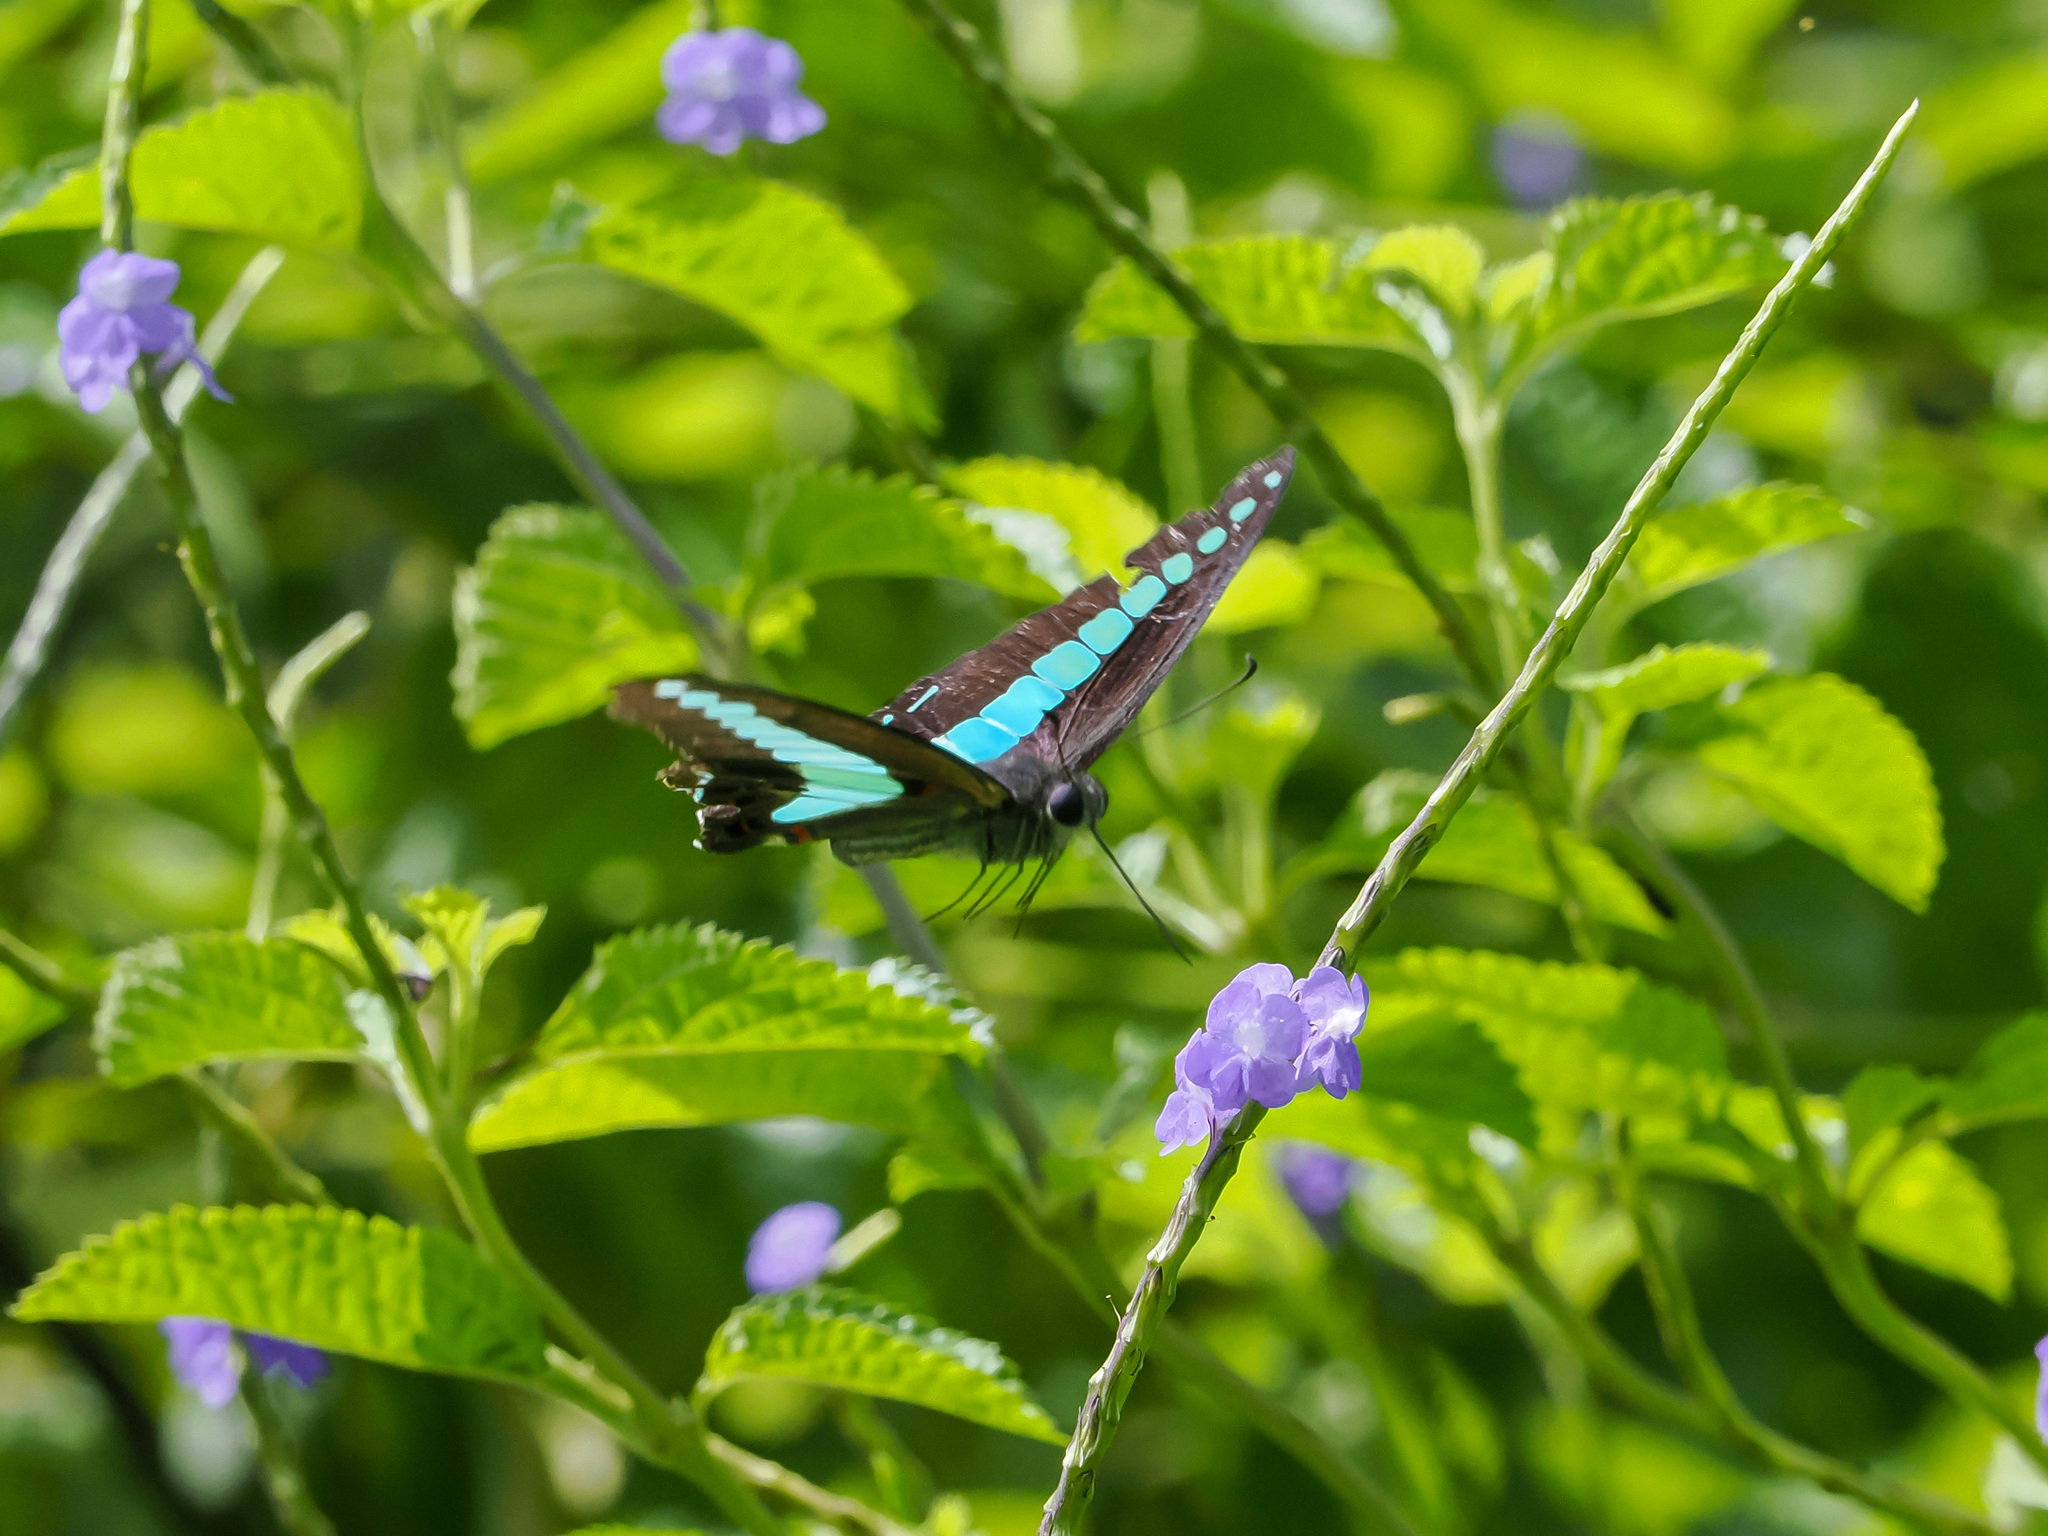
[610,448,1295,866]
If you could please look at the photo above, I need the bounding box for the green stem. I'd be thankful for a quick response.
[1449,387,1520,676]
[833,1394,933,1521]
[0,924,98,1015]
[176,1072,334,1208]
[415,12,475,299]
[1318,102,1916,971]
[241,1375,338,1536]
[1145,169,1202,516]
[895,0,1497,695]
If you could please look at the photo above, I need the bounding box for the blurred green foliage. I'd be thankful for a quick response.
[5,1,2048,1534]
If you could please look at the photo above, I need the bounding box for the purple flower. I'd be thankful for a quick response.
[1294,966,1369,1099]
[746,1201,840,1293]
[1278,1144,1355,1220]
[1201,963,1307,1110]
[1156,1031,1229,1155]
[57,250,228,414]
[160,1318,326,1408]
[161,1317,240,1408]
[2036,1335,2048,1442]
[658,28,826,155]
[1491,116,1583,209]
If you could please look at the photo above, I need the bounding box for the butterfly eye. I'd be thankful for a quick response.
[1048,781,1087,827]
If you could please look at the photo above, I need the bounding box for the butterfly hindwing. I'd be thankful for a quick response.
[609,677,1007,856]
[878,447,1295,776]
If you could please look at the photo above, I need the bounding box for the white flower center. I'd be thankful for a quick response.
[697,59,739,101]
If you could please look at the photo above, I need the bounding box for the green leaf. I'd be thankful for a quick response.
[0,965,65,1056]
[1208,542,1320,634]
[940,457,1160,589]
[586,184,928,424]
[1,91,362,247]
[1362,947,1729,1134]
[1562,643,1772,718]
[1685,673,1944,911]
[1623,484,1864,607]
[1842,1064,1939,1154]
[1501,193,1785,381]
[467,926,989,1154]
[1299,510,1479,592]
[1562,643,1772,789]
[463,0,696,184]
[451,505,699,751]
[1295,773,1667,935]
[700,1286,1065,1444]
[748,467,1052,605]
[401,887,545,989]
[277,908,433,993]
[94,933,360,1087]
[1946,1012,2048,1131]
[1356,225,1486,319]
[1857,1142,2012,1301]
[1075,236,1423,357]
[1356,1020,1540,1148]
[10,1204,548,1382]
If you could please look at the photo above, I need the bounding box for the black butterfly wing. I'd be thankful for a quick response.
[609,677,1009,858]
[877,448,1295,775]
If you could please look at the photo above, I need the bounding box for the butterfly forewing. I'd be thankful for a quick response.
[878,447,1295,775]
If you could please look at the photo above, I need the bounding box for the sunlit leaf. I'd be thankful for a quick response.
[1208,541,1320,633]
[1075,236,1424,356]
[1356,225,1487,318]
[94,932,360,1087]
[1684,673,1944,911]
[1363,947,1729,1133]
[1623,483,1863,607]
[10,1204,548,1382]
[940,457,1160,588]
[1841,1063,1939,1154]
[1562,643,1771,788]
[749,466,1051,602]
[701,1285,1065,1443]
[586,183,928,424]
[1294,773,1667,935]
[451,505,699,751]
[1,91,361,246]
[1356,1020,1539,1147]
[467,925,989,1153]
[1501,193,1784,379]
[401,887,545,990]
[1857,1142,2012,1301]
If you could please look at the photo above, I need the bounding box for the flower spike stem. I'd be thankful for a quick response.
[895,0,1497,695]
[1317,100,1916,973]
[1031,102,1917,1535]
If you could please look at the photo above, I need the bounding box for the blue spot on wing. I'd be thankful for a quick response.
[773,794,854,824]
[933,716,1020,763]
[1228,497,1258,522]
[1161,552,1195,585]
[1262,471,1282,488]
[1078,606,1134,654]
[1033,640,1102,689]
[982,676,1056,737]
[1197,527,1228,554]
[1121,574,1166,617]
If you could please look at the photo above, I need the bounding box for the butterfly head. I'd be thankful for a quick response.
[1046,775,1106,830]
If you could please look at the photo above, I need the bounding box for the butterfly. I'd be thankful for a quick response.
[610,447,1295,873]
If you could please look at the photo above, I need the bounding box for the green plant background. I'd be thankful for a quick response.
[2,2,2047,1535]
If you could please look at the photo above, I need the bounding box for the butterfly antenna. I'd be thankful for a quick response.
[924,861,988,924]
[1131,654,1259,738]
[1088,823,1189,962]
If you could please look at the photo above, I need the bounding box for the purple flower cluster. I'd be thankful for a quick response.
[58,250,228,414]
[658,27,826,155]
[745,1201,840,1293]
[1155,962,1370,1154]
[160,1318,327,1409]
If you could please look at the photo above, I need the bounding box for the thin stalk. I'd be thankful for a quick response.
[241,1374,338,1536]
[0,245,282,753]
[1449,387,1520,676]
[1318,103,1916,972]
[1146,169,1202,516]
[833,1394,933,1521]
[896,0,1497,694]
[0,924,98,1015]
[1603,809,1837,1222]
[96,11,774,1528]
[1034,103,1918,1532]
[415,12,476,300]
[176,1071,334,1208]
